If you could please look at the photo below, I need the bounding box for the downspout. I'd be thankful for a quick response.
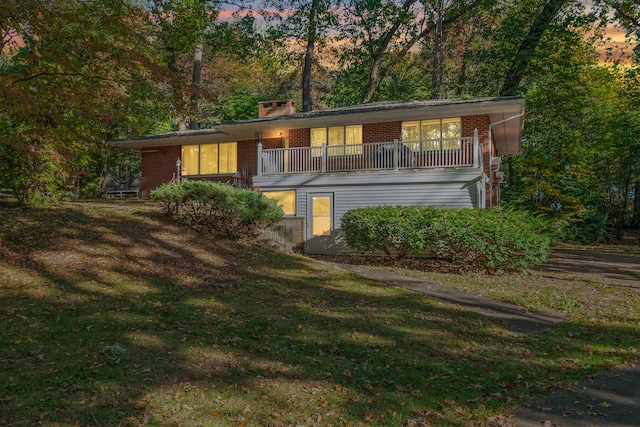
[488,110,525,207]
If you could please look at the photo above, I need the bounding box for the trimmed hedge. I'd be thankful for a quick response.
[340,206,440,260]
[151,180,283,239]
[342,206,553,271]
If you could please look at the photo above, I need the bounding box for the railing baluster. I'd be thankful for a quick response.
[259,136,475,175]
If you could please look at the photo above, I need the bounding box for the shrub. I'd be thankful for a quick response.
[342,206,553,271]
[573,210,607,244]
[151,180,283,239]
[434,208,553,271]
[342,206,438,259]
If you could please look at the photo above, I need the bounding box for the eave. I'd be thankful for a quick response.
[111,96,525,155]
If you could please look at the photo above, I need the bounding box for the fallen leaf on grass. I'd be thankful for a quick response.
[363,412,374,422]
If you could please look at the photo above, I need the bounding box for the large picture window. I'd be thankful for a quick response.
[402,118,461,151]
[311,125,362,156]
[181,142,237,176]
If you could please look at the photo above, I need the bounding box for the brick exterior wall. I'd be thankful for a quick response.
[237,140,255,183]
[141,137,286,196]
[363,121,402,143]
[462,114,498,207]
[141,146,180,197]
[237,137,283,188]
[142,114,502,206]
[289,128,310,148]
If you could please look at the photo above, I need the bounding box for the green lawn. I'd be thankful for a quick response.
[1,200,638,427]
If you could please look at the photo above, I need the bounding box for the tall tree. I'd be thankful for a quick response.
[302,0,322,111]
[333,0,491,104]
[500,0,569,95]
[0,0,167,204]
[151,0,220,130]
[261,0,337,111]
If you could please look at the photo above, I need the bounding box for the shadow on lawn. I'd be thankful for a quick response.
[1,201,638,426]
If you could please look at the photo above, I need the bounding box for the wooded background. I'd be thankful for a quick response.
[2,0,639,242]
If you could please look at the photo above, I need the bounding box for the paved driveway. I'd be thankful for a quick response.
[539,247,640,289]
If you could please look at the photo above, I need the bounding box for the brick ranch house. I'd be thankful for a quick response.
[112,97,525,254]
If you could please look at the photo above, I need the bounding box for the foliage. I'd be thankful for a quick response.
[0,0,169,205]
[151,180,284,239]
[342,206,440,260]
[433,207,554,271]
[503,60,640,242]
[342,206,553,271]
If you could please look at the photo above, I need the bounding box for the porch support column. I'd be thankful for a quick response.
[393,139,399,171]
[321,143,327,174]
[257,143,263,177]
[473,129,479,169]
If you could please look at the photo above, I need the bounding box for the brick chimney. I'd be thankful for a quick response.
[258,100,296,118]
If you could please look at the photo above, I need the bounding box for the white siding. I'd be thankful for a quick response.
[301,182,477,254]
[257,169,482,254]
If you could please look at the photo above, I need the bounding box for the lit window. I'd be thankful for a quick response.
[312,196,332,236]
[181,142,237,176]
[311,125,362,156]
[263,190,296,215]
[402,118,461,151]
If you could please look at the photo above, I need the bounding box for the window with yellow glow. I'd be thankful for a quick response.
[181,142,237,176]
[310,125,362,156]
[401,118,461,151]
[312,196,332,236]
[263,190,296,215]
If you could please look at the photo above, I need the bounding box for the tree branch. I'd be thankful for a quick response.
[500,0,568,96]
[10,71,136,85]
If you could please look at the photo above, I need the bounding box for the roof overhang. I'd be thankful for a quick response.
[112,97,525,155]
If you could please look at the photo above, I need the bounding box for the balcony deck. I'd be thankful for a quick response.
[258,133,481,177]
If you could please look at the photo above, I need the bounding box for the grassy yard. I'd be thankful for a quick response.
[1,200,638,427]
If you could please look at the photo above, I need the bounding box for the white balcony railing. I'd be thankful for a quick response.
[258,129,480,176]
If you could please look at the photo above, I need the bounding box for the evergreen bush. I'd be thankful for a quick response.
[342,206,438,259]
[342,206,553,272]
[151,180,283,239]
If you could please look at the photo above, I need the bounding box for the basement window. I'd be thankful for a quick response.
[263,190,296,215]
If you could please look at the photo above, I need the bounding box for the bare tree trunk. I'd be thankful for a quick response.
[302,0,321,112]
[616,166,632,240]
[190,41,203,130]
[363,0,417,103]
[633,179,640,230]
[431,0,444,99]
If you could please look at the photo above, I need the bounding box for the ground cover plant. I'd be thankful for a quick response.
[1,200,638,427]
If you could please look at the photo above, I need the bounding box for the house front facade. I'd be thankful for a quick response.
[113,97,525,254]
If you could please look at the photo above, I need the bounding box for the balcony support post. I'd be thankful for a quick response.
[473,129,479,169]
[257,143,263,176]
[321,143,327,174]
[393,139,399,171]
